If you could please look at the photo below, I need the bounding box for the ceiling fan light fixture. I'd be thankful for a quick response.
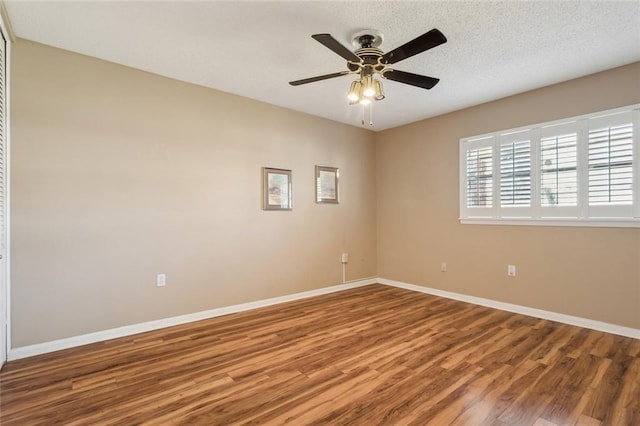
[347,75,384,105]
[362,75,375,97]
[347,80,361,102]
[374,79,385,100]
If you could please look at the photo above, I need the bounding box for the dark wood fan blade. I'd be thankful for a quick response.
[289,71,350,86]
[383,70,440,89]
[380,29,447,65]
[312,34,361,63]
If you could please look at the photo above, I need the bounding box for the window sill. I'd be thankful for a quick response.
[460,218,640,228]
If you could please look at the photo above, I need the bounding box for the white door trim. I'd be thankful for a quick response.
[0,9,11,368]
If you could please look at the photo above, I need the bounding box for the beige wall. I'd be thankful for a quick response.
[376,62,640,329]
[11,40,377,347]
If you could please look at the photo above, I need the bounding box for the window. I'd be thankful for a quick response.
[587,112,634,219]
[460,105,639,227]
[500,132,532,212]
[466,144,493,208]
[541,131,577,207]
[461,137,495,218]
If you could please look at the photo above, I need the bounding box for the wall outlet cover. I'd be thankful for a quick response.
[157,274,166,287]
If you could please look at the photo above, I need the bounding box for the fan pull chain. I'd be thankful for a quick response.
[369,102,373,126]
[361,103,374,127]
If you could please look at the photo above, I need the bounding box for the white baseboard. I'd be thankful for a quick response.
[8,278,377,361]
[8,276,638,361]
[378,277,640,339]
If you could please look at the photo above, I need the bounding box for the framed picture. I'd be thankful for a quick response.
[263,167,292,210]
[316,166,339,204]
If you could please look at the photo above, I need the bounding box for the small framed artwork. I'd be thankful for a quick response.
[262,167,292,210]
[316,166,339,204]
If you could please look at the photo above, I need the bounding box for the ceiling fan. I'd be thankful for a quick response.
[289,28,447,105]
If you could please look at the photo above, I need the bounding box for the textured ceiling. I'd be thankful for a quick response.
[5,1,640,131]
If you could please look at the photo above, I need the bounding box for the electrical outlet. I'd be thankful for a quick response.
[441,262,447,272]
[157,273,166,287]
[507,265,516,277]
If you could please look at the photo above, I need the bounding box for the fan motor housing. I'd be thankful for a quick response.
[351,29,383,48]
[349,30,385,71]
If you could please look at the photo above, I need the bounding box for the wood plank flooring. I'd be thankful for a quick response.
[1,284,638,425]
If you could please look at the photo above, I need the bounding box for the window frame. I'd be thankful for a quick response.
[459,104,640,228]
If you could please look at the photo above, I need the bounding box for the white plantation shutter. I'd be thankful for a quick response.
[588,125,633,205]
[500,139,531,207]
[541,133,577,206]
[498,130,533,217]
[539,121,580,218]
[461,137,496,218]
[466,146,493,207]
[459,105,639,226]
[588,111,634,218]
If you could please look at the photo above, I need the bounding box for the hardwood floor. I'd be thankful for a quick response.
[1,284,638,425]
